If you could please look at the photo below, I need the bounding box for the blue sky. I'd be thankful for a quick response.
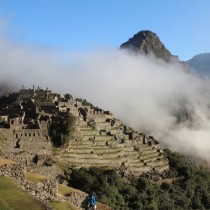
[0,0,210,60]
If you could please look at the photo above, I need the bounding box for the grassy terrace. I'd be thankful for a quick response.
[63,156,123,164]
[86,145,117,149]
[124,162,145,167]
[62,154,122,160]
[96,135,113,137]
[150,159,168,166]
[81,135,97,138]
[66,146,111,150]
[79,128,92,131]
[141,149,158,155]
[130,165,151,170]
[64,156,130,163]
[79,126,93,129]
[49,201,77,210]
[67,144,143,156]
[66,161,121,167]
[100,156,123,161]
[80,130,99,134]
[49,184,83,210]
[56,184,112,210]
[62,154,97,159]
[109,127,120,130]
[71,135,115,140]
[62,156,111,160]
[58,184,85,196]
[69,141,93,145]
[83,134,114,142]
[50,200,112,210]
[25,171,48,183]
[82,134,111,138]
[65,148,122,154]
[69,141,113,147]
[140,152,162,160]
[138,144,155,150]
[68,144,108,149]
[127,158,142,163]
[0,176,46,210]
[125,153,139,158]
[143,157,160,163]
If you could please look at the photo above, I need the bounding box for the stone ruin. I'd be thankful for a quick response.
[56,94,169,176]
[0,86,169,176]
[0,116,51,165]
[0,86,53,165]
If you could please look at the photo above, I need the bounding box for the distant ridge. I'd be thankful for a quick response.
[186,53,210,76]
[120,30,173,61]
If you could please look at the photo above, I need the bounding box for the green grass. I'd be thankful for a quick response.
[52,148,62,155]
[25,171,48,183]
[0,176,46,210]
[58,184,84,196]
[55,184,84,210]
[49,201,78,210]
[63,148,121,155]
[79,127,92,131]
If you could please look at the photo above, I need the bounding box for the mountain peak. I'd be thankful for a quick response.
[120,30,172,61]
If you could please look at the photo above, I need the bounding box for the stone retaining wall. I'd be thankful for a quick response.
[64,191,88,210]
[0,163,58,209]
[0,163,25,181]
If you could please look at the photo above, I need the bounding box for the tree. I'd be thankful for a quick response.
[49,113,76,147]
[64,93,73,100]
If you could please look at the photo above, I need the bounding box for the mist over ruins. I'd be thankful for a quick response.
[1,30,210,210]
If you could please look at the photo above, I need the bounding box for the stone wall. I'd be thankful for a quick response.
[0,163,25,181]
[0,127,52,164]
[23,178,57,202]
[0,128,11,137]
[64,191,88,210]
[14,129,42,138]
[0,163,58,208]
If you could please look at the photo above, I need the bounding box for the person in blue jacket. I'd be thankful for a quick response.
[88,192,96,210]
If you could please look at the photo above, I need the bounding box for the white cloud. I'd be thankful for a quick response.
[0,31,210,162]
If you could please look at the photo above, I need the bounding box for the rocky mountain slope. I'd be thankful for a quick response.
[186,53,210,77]
[120,30,174,61]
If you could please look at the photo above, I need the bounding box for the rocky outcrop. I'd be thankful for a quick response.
[120,30,173,61]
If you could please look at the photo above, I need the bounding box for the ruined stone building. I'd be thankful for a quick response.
[0,86,169,175]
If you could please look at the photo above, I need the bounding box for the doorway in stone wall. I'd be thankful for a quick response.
[14,139,21,148]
